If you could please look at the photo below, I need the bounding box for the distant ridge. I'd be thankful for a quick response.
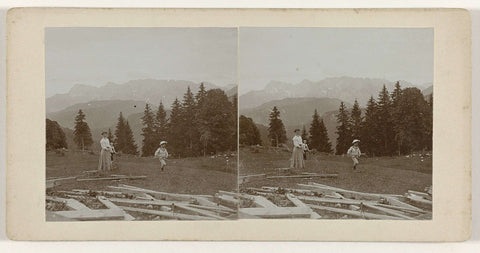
[240,97,349,127]
[47,79,236,113]
[240,76,429,109]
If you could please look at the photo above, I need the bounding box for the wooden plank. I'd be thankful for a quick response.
[46,196,91,211]
[239,207,312,219]
[120,206,216,220]
[72,189,125,195]
[77,176,146,182]
[373,203,427,214]
[362,203,415,220]
[174,204,228,220]
[214,194,239,209]
[285,194,308,208]
[186,204,235,214]
[260,186,315,195]
[239,174,267,183]
[308,204,402,220]
[252,196,277,208]
[107,186,194,201]
[329,192,345,199]
[136,193,156,201]
[295,195,377,206]
[107,197,183,206]
[218,190,240,197]
[408,190,431,199]
[97,196,136,221]
[405,194,432,208]
[285,194,321,219]
[267,174,338,180]
[65,199,90,211]
[386,197,425,212]
[300,184,386,201]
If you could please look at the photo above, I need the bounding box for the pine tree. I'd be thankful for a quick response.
[168,98,185,157]
[231,95,239,151]
[309,109,331,153]
[376,85,395,155]
[391,81,403,154]
[309,109,322,150]
[195,82,208,106]
[114,112,126,152]
[318,118,332,153]
[182,86,199,156]
[350,99,362,139]
[46,119,67,150]
[361,96,380,156]
[394,88,431,154]
[335,102,352,155]
[141,103,157,157]
[425,93,433,151]
[123,120,138,155]
[267,106,287,147]
[155,101,168,143]
[107,128,114,143]
[197,89,236,155]
[239,115,262,146]
[301,125,308,141]
[73,109,93,150]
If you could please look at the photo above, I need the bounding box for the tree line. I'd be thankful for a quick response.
[239,106,332,153]
[46,83,237,158]
[240,81,432,157]
[136,83,237,157]
[335,82,432,156]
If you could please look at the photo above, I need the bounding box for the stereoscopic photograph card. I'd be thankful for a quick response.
[6,8,471,241]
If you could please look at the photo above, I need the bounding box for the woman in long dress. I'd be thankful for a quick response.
[290,129,305,170]
[98,131,112,172]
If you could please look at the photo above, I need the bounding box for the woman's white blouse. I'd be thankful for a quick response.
[292,135,303,148]
[100,138,111,150]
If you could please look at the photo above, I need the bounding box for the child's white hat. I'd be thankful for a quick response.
[352,139,360,144]
[160,141,167,145]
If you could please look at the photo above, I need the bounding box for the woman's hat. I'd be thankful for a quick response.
[101,131,108,135]
[294,129,300,132]
[352,139,360,144]
[160,141,167,145]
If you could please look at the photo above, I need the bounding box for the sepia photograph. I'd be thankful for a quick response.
[238,28,433,219]
[6,7,471,241]
[45,27,239,221]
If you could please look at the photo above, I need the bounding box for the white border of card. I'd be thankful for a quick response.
[6,8,471,241]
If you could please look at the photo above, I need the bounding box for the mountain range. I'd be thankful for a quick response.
[239,76,431,109]
[47,76,431,151]
[47,79,236,113]
[240,97,348,127]
[240,97,348,148]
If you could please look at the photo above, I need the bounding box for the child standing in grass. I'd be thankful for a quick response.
[347,139,361,171]
[154,141,169,171]
[302,139,310,160]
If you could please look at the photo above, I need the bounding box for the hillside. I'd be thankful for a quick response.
[240,77,427,109]
[49,100,172,150]
[47,100,148,130]
[240,97,349,127]
[46,79,235,113]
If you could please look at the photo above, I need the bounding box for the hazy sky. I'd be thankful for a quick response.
[239,28,433,94]
[46,27,238,97]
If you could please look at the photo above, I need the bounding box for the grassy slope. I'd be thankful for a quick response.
[47,151,237,195]
[239,147,431,195]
